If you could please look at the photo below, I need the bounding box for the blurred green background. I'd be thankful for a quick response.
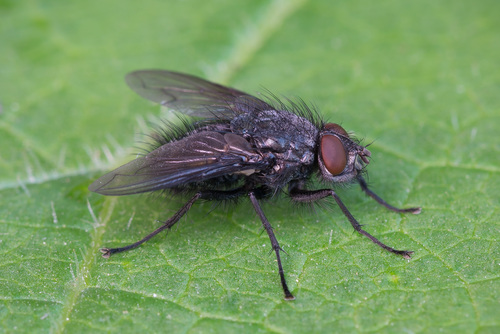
[0,0,498,333]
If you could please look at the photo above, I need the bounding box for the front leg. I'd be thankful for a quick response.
[357,175,421,214]
[288,182,413,259]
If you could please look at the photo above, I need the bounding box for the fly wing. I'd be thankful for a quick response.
[125,70,272,118]
[89,132,265,195]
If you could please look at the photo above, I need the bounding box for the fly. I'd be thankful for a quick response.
[89,70,421,300]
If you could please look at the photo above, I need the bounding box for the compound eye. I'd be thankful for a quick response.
[324,123,349,137]
[320,135,347,175]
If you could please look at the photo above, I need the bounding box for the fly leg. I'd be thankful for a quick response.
[249,191,295,300]
[100,193,202,258]
[357,175,421,214]
[101,188,247,258]
[289,185,413,259]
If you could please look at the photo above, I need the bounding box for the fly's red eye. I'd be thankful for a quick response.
[320,135,347,175]
[324,123,349,137]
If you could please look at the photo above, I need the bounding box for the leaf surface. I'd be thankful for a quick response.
[1,1,498,333]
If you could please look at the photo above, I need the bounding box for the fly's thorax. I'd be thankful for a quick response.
[317,123,371,184]
[230,109,319,187]
[231,109,319,161]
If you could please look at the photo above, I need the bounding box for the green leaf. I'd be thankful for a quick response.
[1,0,498,333]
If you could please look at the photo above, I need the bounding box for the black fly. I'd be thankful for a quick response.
[89,70,421,300]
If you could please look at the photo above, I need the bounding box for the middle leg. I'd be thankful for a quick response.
[249,191,295,300]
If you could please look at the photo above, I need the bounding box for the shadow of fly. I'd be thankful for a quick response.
[89,70,421,300]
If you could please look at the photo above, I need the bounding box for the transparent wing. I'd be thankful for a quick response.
[125,70,273,118]
[89,131,266,195]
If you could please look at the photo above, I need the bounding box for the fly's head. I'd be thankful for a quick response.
[317,123,371,184]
